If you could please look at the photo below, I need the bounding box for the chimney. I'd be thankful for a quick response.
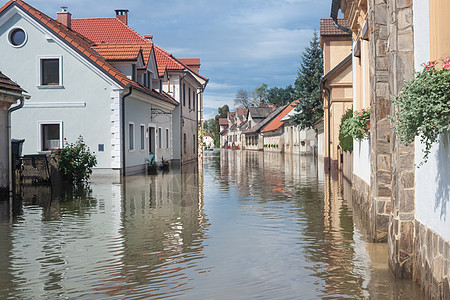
[57,6,71,29]
[115,9,129,25]
[144,35,153,42]
[268,104,276,111]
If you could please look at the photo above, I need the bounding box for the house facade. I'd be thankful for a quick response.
[282,111,316,155]
[320,18,353,173]
[242,106,279,151]
[337,0,450,296]
[0,1,207,176]
[0,71,26,199]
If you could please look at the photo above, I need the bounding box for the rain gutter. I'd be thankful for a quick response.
[330,0,352,34]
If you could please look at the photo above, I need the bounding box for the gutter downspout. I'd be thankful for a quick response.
[5,91,27,200]
[321,79,331,173]
[121,86,133,177]
[330,0,352,34]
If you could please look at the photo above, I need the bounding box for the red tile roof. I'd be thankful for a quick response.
[219,118,228,126]
[0,1,177,106]
[320,18,351,36]
[179,58,200,66]
[93,43,144,61]
[236,108,248,117]
[72,17,149,44]
[261,101,299,133]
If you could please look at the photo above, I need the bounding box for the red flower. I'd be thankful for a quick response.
[358,112,363,116]
[443,58,450,70]
[424,60,436,70]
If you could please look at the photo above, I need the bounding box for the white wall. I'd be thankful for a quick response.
[413,0,450,241]
[353,139,370,184]
[1,13,115,169]
[0,109,9,189]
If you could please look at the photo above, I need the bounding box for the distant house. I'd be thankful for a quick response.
[242,106,283,151]
[0,71,26,199]
[226,108,248,149]
[280,109,316,155]
[218,117,228,147]
[202,133,214,148]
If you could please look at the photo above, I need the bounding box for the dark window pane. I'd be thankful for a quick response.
[10,28,25,46]
[41,59,59,85]
[42,124,60,150]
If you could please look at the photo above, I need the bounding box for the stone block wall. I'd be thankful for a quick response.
[414,221,450,299]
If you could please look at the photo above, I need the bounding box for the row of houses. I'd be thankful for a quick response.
[323,0,449,298]
[219,103,317,155]
[0,0,208,197]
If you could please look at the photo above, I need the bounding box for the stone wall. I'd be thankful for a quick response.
[351,174,373,237]
[414,221,450,299]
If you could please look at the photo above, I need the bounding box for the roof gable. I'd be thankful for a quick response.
[262,101,299,133]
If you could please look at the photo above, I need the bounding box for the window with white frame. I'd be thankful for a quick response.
[39,122,62,151]
[158,128,162,149]
[166,128,169,148]
[39,56,62,86]
[140,125,145,150]
[129,123,135,150]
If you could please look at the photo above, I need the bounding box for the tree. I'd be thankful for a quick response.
[292,31,323,129]
[234,89,253,108]
[203,118,215,133]
[211,104,229,147]
[267,85,295,107]
[252,83,268,106]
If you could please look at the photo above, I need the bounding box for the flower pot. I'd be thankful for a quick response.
[366,119,370,131]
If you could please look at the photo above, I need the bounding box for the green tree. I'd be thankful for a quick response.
[267,85,295,106]
[212,104,229,147]
[292,31,323,129]
[252,83,268,106]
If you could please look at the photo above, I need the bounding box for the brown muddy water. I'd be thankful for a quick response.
[0,150,424,299]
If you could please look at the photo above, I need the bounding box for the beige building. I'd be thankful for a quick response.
[320,19,353,174]
[337,0,450,297]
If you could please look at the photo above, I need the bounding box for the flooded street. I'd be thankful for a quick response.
[0,150,424,299]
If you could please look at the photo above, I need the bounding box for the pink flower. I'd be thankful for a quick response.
[443,58,450,70]
[358,112,363,116]
[424,60,436,70]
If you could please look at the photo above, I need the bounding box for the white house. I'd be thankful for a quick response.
[0,1,178,175]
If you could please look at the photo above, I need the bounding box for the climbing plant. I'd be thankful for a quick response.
[339,108,354,152]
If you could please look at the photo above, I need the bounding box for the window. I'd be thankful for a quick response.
[140,125,145,150]
[166,128,169,148]
[9,28,26,47]
[193,135,196,153]
[193,91,196,111]
[131,64,136,81]
[182,84,187,106]
[41,58,60,85]
[188,87,191,109]
[40,123,61,151]
[158,128,162,148]
[129,123,134,150]
[183,133,186,154]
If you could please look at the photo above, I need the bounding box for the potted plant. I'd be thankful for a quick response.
[160,157,169,171]
[391,59,450,165]
[347,108,371,141]
[339,108,354,152]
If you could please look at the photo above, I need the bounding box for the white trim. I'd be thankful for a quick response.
[128,122,135,151]
[24,102,86,108]
[37,120,63,152]
[7,26,27,48]
[37,55,63,88]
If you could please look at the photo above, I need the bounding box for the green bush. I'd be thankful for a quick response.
[57,136,97,183]
[339,108,354,152]
[391,59,450,165]
[347,108,370,141]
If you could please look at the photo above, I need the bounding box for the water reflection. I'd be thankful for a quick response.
[0,150,424,299]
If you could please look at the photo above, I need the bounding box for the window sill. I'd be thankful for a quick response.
[37,85,64,89]
[128,149,135,153]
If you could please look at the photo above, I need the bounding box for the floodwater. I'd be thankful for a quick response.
[0,150,424,299]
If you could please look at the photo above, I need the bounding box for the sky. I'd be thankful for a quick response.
[27,0,334,120]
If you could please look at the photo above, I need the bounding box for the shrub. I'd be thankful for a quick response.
[391,59,450,165]
[348,108,371,141]
[339,108,354,152]
[57,136,97,183]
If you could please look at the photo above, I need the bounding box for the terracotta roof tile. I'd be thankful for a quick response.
[0,71,25,93]
[262,100,299,133]
[320,18,351,36]
[219,118,228,126]
[0,1,178,106]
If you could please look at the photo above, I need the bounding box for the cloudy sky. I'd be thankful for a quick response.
[27,0,333,120]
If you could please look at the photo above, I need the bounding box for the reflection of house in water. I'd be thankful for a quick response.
[114,163,207,296]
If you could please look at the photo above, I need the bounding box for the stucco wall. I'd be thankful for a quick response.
[1,13,115,169]
[0,109,8,189]
[353,139,370,184]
